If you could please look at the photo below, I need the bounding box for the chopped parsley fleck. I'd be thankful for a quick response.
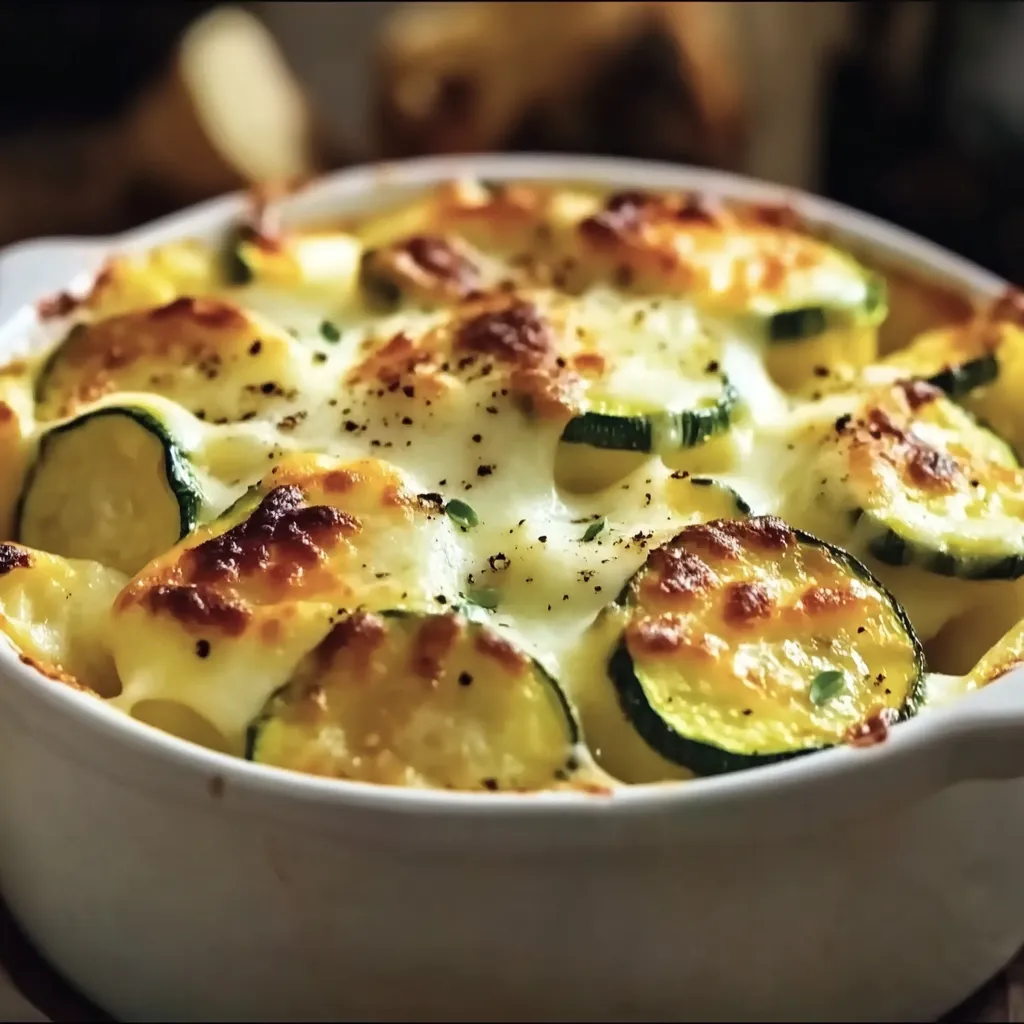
[582,517,606,542]
[445,498,478,531]
[467,587,500,610]
[320,320,341,342]
[809,669,846,706]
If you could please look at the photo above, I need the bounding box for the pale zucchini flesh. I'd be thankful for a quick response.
[609,516,923,775]
[247,609,580,792]
[804,384,1024,580]
[16,407,200,576]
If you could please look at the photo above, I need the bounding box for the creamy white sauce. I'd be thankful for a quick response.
[14,207,1004,782]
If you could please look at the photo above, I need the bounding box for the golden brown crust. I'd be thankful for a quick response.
[412,614,462,681]
[842,397,964,497]
[0,543,31,576]
[145,583,251,636]
[797,584,858,618]
[473,626,529,674]
[642,547,717,604]
[456,299,554,366]
[363,234,483,304]
[316,610,388,671]
[38,296,295,420]
[17,652,95,695]
[184,486,359,586]
[722,581,773,628]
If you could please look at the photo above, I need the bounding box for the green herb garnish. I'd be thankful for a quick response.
[467,587,500,611]
[320,320,341,342]
[809,669,846,706]
[582,517,606,542]
[445,499,478,531]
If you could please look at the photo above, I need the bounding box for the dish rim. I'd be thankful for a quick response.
[0,150,1022,821]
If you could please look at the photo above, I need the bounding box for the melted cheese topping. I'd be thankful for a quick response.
[2,179,1018,789]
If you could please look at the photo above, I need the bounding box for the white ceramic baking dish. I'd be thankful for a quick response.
[1,155,1024,1023]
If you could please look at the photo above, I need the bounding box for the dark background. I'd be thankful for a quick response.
[1,1,1023,276]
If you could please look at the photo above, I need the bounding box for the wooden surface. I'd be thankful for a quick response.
[0,893,1018,1022]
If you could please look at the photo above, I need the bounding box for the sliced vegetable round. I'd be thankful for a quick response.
[33,297,309,424]
[16,406,200,576]
[809,382,1024,579]
[765,274,888,343]
[608,515,923,776]
[559,294,739,454]
[881,321,1003,399]
[359,234,485,309]
[757,272,887,392]
[246,609,580,791]
[562,381,737,453]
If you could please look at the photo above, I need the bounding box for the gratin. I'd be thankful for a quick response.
[2,178,1023,792]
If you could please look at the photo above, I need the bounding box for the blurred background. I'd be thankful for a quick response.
[2,1,1023,279]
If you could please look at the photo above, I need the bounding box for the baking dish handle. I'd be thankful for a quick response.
[0,237,109,326]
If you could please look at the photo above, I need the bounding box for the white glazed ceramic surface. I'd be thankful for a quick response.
[1,156,1024,1023]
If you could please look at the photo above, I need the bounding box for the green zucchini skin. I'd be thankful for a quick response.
[766,274,887,344]
[608,639,801,776]
[16,406,201,559]
[861,514,1024,581]
[221,223,254,286]
[925,353,999,399]
[560,380,738,453]
[34,324,84,408]
[844,402,1023,580]
[608,523,925,777]
[688,476,753,515]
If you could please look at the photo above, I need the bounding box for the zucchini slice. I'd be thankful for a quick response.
[668,473,753,518]
[359,234,487,309]
[17,407,200,576]
[226,225,363,294]
[761,276,887,392]
[608,515,923,775]
[34,297,310,424]
[800,382,1024,579]
[575,190,885,334]
[880,320,1002,399]
[0,542,126,698]
[571,188,888,393]
[967,617,1024,690]
[561,383,737,453]
[558,292,738,454]
[246,609,580,791]
[764,275,887,343]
